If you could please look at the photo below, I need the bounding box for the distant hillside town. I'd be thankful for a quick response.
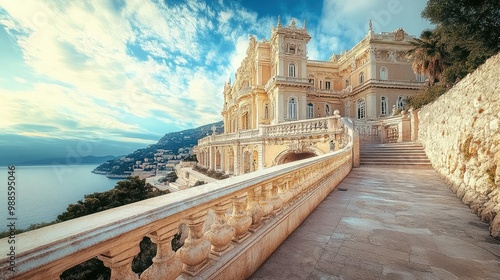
[92,121,223,178]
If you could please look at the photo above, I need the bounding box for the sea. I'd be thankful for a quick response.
[0,164,121,230]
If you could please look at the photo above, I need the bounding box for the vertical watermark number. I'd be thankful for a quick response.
[6,166,17,272]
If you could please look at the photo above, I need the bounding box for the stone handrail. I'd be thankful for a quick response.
[0,145,354,279]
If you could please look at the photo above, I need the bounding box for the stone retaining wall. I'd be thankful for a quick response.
[418,53,500,238]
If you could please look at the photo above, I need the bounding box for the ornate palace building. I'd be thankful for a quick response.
[196,18,423,176]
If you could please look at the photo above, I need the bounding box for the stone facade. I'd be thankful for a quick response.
[197,18,423,174]
[418,53,500,238]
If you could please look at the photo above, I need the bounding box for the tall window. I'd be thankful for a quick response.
[307,103,314,119]
[288,98,297,120]
[264,103,269,119]
[325,104,330,116]
[319,80,322,89]
[242,112,249,130]
[416,73,424,82]
[359,72,364,84]
[325,81,331,89]
[381,96,388,115]
[345,79,350,88]
[380,67,388,80]
[397,96,405,109]
[357,98,365,119]
[288,63,296,77]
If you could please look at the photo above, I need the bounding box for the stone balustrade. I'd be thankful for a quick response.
[0,143,354,280]
[200,114,345,148]
[354,112,412,144]
[307,85,352,97]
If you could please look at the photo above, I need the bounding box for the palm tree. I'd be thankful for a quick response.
[407,30,447,85]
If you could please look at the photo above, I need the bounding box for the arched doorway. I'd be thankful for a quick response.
[277,152,317,165]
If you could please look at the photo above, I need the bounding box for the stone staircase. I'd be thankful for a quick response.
[360,142,432,166]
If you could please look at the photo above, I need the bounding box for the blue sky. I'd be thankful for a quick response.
[0,0,432,164]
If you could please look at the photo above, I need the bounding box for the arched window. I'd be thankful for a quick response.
[288,63,296,77]
[380,67,388,80]
[345,79,350,88]
[381,96,388,115]
[307,103,314,119]
[359,72,364,84]
[357,98,365,119]
[264,103,269,119]
[325,104,330,116]
[397,96,405,109]
[288,98,297,120]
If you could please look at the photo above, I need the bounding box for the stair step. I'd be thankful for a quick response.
[359,142,431,166]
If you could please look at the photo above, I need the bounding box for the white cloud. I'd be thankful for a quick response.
[0,0,433,148]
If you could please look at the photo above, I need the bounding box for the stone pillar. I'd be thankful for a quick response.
[234,144,240,176]
[398,113,411,142]
[247,186,263,231]
[228,194,252,242]
[409,108,419,141]
[204,202,235,256]
[278,91,285,122]
[178,211,211,276]
[366,93,377,120]
[98,242,141,280]
[141,224,182,280]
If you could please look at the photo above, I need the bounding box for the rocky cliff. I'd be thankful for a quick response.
[418,53,500,238]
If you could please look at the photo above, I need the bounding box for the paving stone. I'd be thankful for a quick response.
[250,166,500,279]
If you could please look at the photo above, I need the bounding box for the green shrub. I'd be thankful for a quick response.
[406,84,446,109]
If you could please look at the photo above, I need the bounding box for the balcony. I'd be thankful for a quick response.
[264,75,312,91]
[202,115,346,149]
[307,85,353,97]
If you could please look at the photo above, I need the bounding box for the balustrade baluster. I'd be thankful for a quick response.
[259,183,274,219]
[278,178,290,207]
[228,193,252,242]
[204,201,235,256]
[271,181,283,214]
[178,211,212,276]
[141,223,182,280]
[247,186,263,231]
[98,241,142,280]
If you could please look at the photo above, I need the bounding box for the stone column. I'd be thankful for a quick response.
[204,202,234,256]
[228,194,252,242]
[366,93,377,119]
[141,224,182,280]
[98,242,141,280]
[399,113,411,142]
[178,211,211,276]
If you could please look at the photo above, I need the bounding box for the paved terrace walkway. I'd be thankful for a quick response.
[251,166,500,280]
